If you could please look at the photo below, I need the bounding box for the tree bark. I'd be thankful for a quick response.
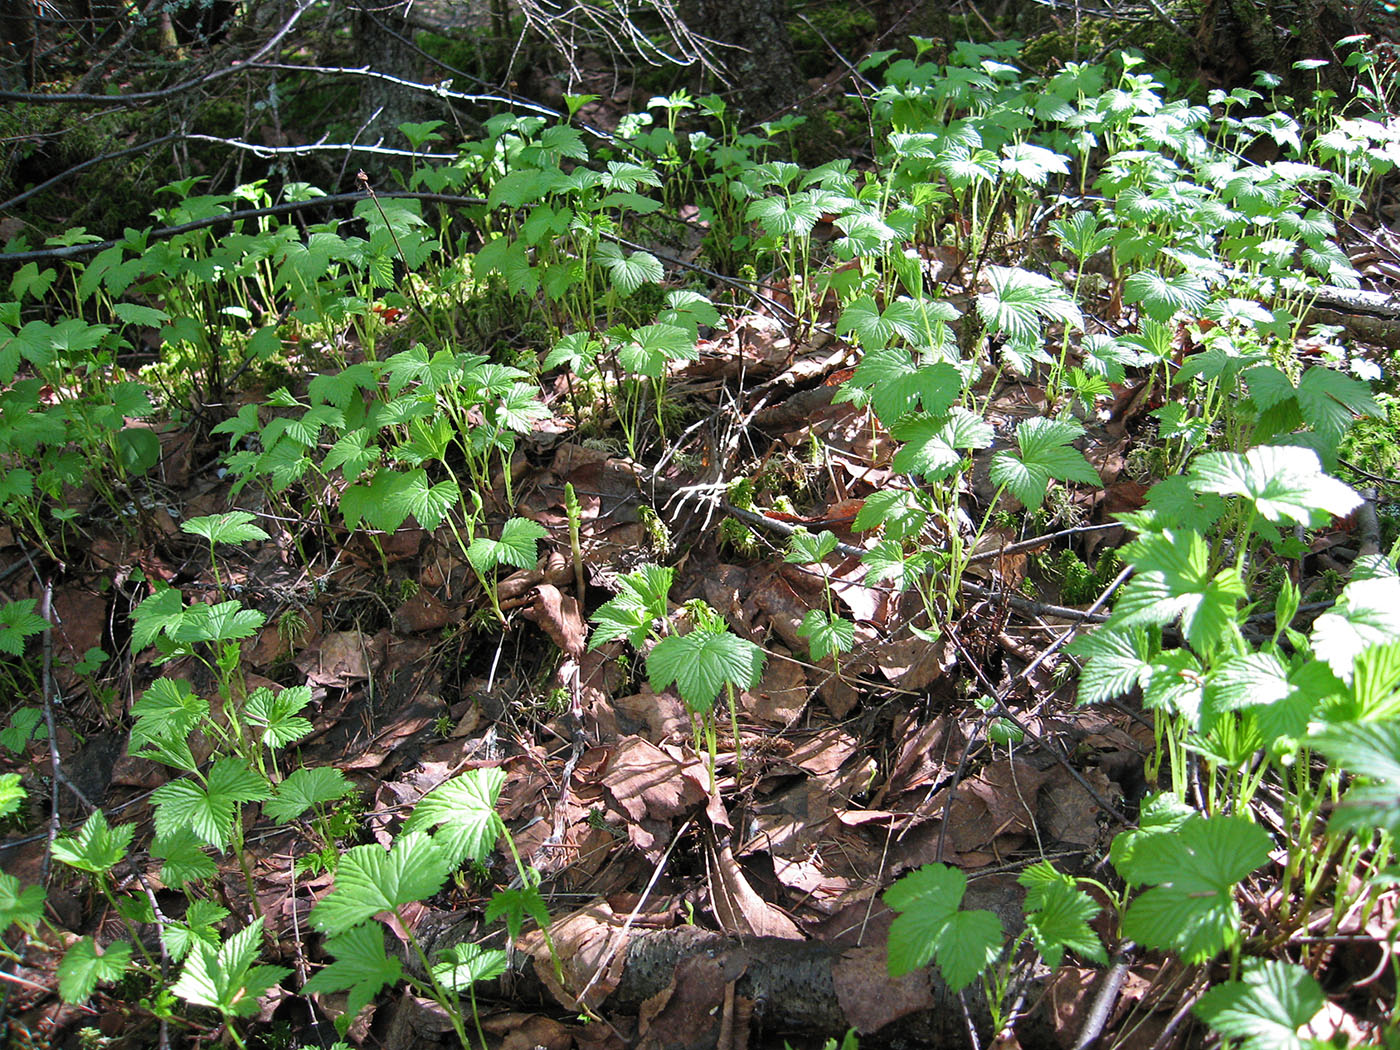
[681,0,804,120]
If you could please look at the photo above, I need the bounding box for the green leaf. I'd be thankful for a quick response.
[58,938,132,1004]
[852,489,928,542]
[1116,812,1270,963]
[51,809,134,875]
[1111,529,1244,655]
[310,832,451,936]
[1019,861,1105,968]
[432,942,508,994]
[1194,961,1324,1050]
[302,922,403,1027]
[0,707,46,753]
[151,758,272,849]
[977,266,1082,343]
[171,917,291,1017]
[617,323,697,379]
[588,563,673,649]
[161,899,230,963]
[0,872,45,933]
[648,628,766,714]
[1188,446,1360,526]
[989,417,1100,510]
[1143,475,1224,534]
[1310,576,1400,681]
[467,517,547,575]
[1122,269,1210,322]
[172,601,266,644]
[152,827,219,887]
[243,685,314,751]
[130,677,208,755]
[1312,721,1400,838]
[0,772,24,819]
[797,609,855,663]
[1070,627,1154,704]
[884,863,1003,989]
[784,528,839,565]
[0,598,47,656]
[892,408,994,482]
[484,881,551,942]
[402,768,507,868]
[596,242,664,294]
[180,511,269,546]
[265,767,354,823]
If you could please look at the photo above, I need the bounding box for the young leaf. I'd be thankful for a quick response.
[596,242,663,294]
[891,408,994,482]
[161,899,231,963]
[152,828,219,887]
[57,938,132,1004]
[884,863,1003,990]
[485,881,551,941]
[1122,269,1210,322]
[0,772,24,818]
[264,766,355,824]
[243,684,314,751]
[0,598,47,656]
[1188,446,1360,526]
[648,628,766,714]
[130,586,186,651]
[1115,812,1270,963]
[1111,529,1245,655]
[431,942,509,994]
[310,832,451,936]
[851,489,928,541]
[1311,576,1400,681]
[0,872,45,933]
[150,758,272,849]
[467,517,548,575]
[1193,961,1324,1050]
[977,266,1082,343]
[401,768,507,867]
[797,609,855,663]
[51,809,135,875]
[0,707,46,753]
[171,917,291,1018]
[129,677,209,752]
[784,528,840,565]
[302,922,404,1029]
[1018,862,1106,968]
[989,417,1101,510]
[180,511,270,546]
[1311,720,1400,838]
[589,563,673,649]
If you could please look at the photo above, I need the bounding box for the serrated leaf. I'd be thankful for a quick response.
[310,832,451,936]
[467,517,547,575]
[172,601,265,644]
[161,899,230,962]
[784,528,839,565]
[884,863,1003,989]
[1188,446,1360,526]
[977,266,1082,342]
[243,684,314,751]
[171,917,291,1017]
[1122,269,1210,322]
[1311,576,1400,681]
[989,416,1100,509]
[0,598,48,656]
[1194,961,1324,1050]
[51,809,134,875]
[302,922,403,1025]
[1019,861,1105,968]
[1069,627,1154,704]
[152,827,218,887]
[648,628,766,714]
[596,242,663,294]
[1111,529,1245,656]
[0,772,24,819]
[402,768,506,867]
[852,490,929,542]
[432,942,509,993]
[484,882,551,942]
[0,872,45,932]
[180,511,269,546]
[892,408,994,481]
[1117,812,1270,963]
[589,563,673,649]
[151,759,272,849]
[797,609,855,663]
[265,766,354,823]
[58,938,132,1004]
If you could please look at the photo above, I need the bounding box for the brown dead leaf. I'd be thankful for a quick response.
[832,938,934,1034]
[875,633,952,691]
[521,899,631,1011]
[393,590,456,633]
[704,828,802,939]
[614,687,689,743]
[602,736,707,824]
[295,630,378,688]
[481,1013,574,1050]
[741,648,807,725]
[521,583,586,658]
[637,949,748,1050]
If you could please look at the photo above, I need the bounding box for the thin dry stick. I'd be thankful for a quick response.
[355,170,430,318]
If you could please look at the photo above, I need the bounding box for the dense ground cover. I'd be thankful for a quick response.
[1,29,1400,1050]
